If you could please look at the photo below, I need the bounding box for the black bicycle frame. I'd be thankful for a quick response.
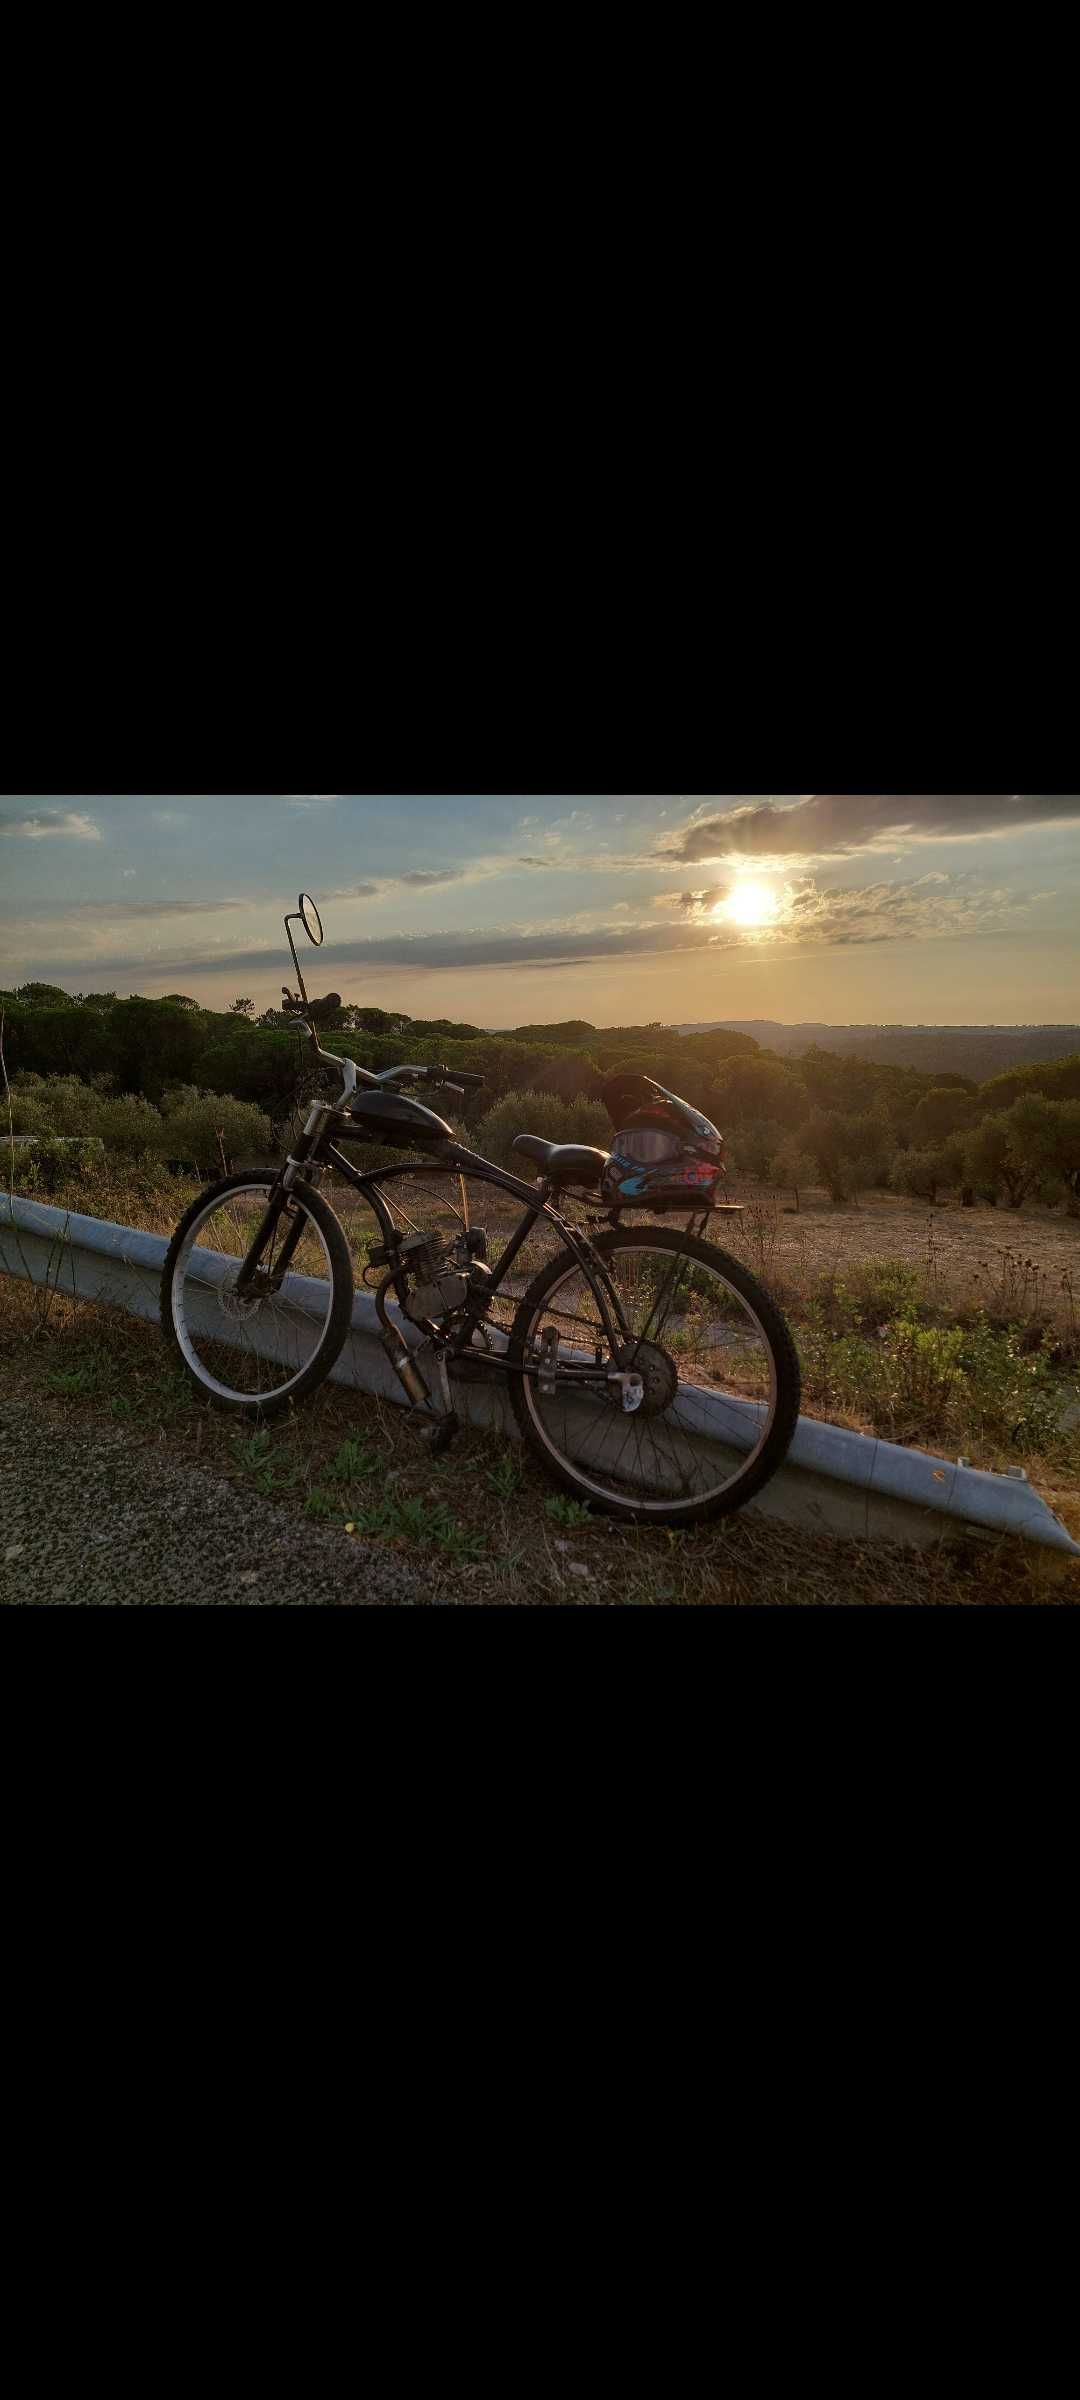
[234,1103,635,1350]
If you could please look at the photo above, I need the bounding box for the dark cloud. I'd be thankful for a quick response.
[666,885,731,915]
[396,869,466,888]
[660,794,1080,864]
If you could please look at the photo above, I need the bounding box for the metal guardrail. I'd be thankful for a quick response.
[2,1191,1077,1558]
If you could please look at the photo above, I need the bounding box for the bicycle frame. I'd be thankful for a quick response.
[235,1087,631,1360]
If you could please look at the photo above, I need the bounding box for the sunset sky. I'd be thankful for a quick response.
[2,794,1078,1026]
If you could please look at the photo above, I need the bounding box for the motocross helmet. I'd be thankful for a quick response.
[599,1075,725,1211]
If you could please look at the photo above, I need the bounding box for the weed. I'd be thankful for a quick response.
[326,1436,377,1484]
[486,1451,523,1498]
[344,1488,487,1558]
[304,1486,341,1520]
[545,1495,592,1529]
[47,1345,119,1398]
[230,1427,302,1495]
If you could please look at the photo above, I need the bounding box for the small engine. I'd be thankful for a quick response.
[400,1228,491,1326]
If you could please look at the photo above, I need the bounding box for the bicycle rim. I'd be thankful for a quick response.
[517,1235,782,1515]
[169,1181,339,1404]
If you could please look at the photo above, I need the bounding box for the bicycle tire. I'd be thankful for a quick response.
[507,1224,801,1526]
[161,1171,355,1419]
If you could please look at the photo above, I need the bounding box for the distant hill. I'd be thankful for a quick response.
[673,1023,1080,1080]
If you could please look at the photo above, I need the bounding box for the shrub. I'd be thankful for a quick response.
[158,1086,274,1173]
[6,1137,106,1194]
[93,1093,166,1157]
[796,1306,1070,1462]
[472,1089,612,1171]
[845,1257,923,1330]
[3,1073,102,1139]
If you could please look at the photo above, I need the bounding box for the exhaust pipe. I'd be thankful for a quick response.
[380,1327,430,1408]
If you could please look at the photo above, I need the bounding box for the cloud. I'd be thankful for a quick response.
[14,868,1056,989]
[36,875,1037,981]
[324,869,468,900]
[650,870,1049,949]
[0,808,102,841]
[397,868,467,888]
[656,885,732,915]
[10,896,249,922]
[660,793,1080,865]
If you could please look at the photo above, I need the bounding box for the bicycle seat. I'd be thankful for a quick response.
[511,1136,610,1186]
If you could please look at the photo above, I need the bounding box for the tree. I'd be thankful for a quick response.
[767,1136,819,1212]
[1053,1099,1080,1206]
[890,1140,966,1206]
[228,997,255,1018]
[14,982,72,1008]
[729,1119,791,1180]
[509,1020,598,1047]
[910,1088,980,1146]
[708,1054,808,1130]
[964,1113,1038,1209]
[997,1093,1080,1207]
[677,1028,760,1066]
[803,1108,891,1203]
[345,1005,413,1036]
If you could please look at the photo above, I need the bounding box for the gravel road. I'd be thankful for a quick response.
[0,1399,429,1607]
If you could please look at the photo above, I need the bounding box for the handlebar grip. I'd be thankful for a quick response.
[425,1065,484,1090]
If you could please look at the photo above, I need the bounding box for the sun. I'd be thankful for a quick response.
[718,879,778,929]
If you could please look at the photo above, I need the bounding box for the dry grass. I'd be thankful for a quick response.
[724,1178,1080,1331]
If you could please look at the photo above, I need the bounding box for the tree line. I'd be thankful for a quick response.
[3,985,1080,1212]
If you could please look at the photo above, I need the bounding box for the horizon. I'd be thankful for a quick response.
[2,793,1078,1025]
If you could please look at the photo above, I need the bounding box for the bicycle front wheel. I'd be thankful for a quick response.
[508,1225,801,1525]
[161,1172,355,1417]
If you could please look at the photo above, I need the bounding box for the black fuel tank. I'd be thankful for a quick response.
[335,1091,454,1146]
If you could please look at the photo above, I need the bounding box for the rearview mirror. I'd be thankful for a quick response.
[299,892,324,946]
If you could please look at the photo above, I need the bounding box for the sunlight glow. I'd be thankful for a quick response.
[718,879,778,929]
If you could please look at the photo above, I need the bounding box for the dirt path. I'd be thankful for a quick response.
[0,1398,428,1607]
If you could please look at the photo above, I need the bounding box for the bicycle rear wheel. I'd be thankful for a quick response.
[161,1172,354,1417]
[508,1225,801,1525]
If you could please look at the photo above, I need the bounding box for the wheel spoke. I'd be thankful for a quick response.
[169,1180,339,1406]
[519,1235,782,1515]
